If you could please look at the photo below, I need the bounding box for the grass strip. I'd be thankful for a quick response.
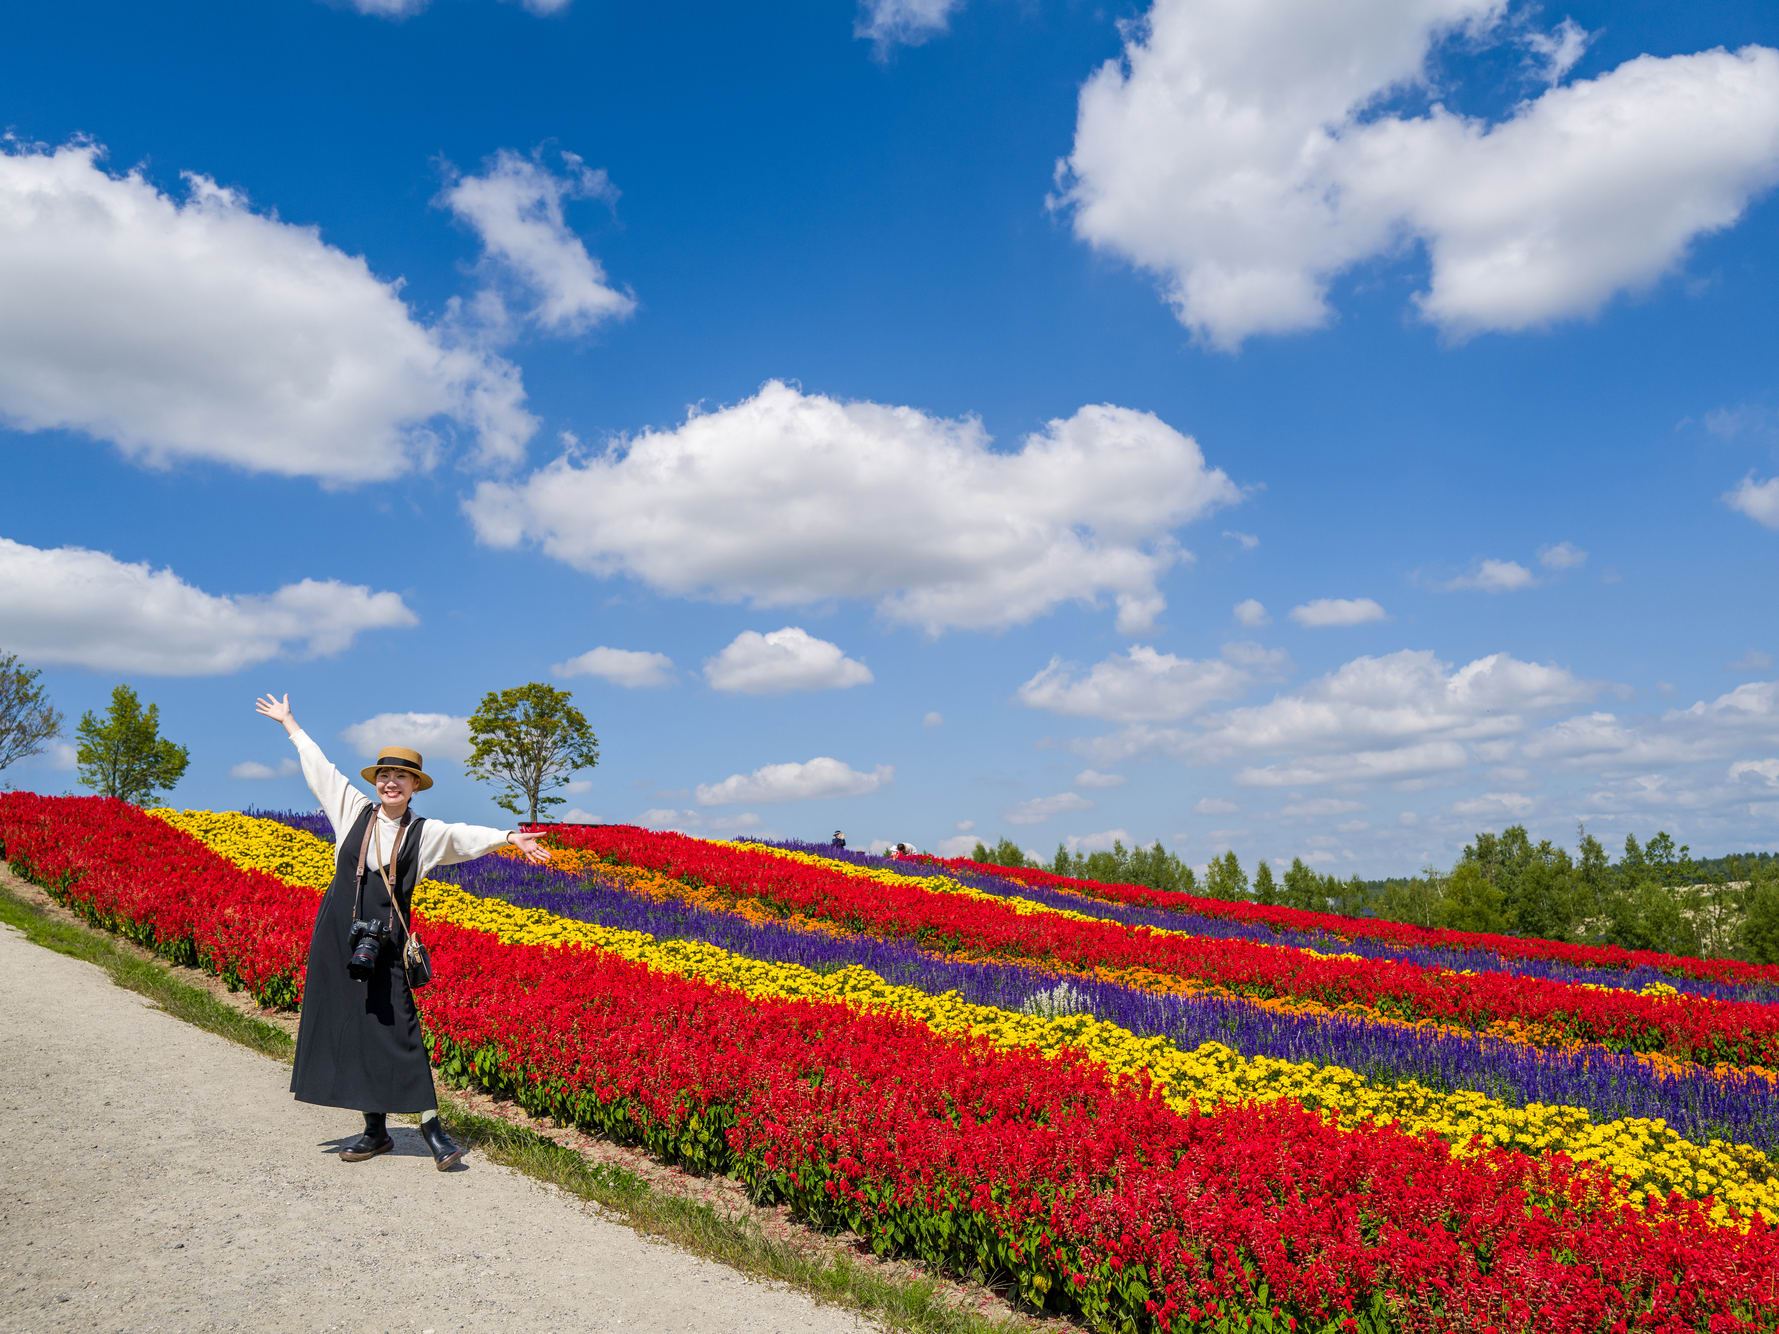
[0,870,1031,1334]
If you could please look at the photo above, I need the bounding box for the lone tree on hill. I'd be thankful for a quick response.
[466,681,599,824]
[0,652,64,778]
[75,684,189,804]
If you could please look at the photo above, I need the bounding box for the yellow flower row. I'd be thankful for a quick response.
[158,810,1779,1227]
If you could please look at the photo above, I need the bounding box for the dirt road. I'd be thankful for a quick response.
[0,922,875,1334]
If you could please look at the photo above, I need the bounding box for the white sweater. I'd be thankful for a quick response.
[289,728,513,878]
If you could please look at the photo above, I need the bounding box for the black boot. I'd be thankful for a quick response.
[340,1112,393,1162]
[419,1115,464,1171]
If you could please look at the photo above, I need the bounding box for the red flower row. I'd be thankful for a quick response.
[936,854,1779,989]
[7,792,1779,1331]
[0,792,310,1006]
[547,825,1779,1067]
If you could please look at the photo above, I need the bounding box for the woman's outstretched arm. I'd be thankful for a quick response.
[254,693,368,849]
[417,822,552,877]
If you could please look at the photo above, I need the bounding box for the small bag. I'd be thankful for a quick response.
[356,807,432,991]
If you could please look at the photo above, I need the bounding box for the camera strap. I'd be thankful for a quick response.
[352,805,413,928]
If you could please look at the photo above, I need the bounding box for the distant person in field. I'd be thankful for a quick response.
[255,693,551,1171]
[831,830,846,850]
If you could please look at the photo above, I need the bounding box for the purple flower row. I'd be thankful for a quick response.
[441,847,1779,1156]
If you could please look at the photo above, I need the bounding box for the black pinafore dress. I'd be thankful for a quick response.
[290,805,437,1113]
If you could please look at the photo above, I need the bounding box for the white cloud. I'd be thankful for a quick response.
[229,758,300,781]
[1279,797,1364,819]
[0,140,535,481]
[565,779,593,793]
[1055,1,1779,347]
[1516,681,1779,774]
[1004,792,1093,826]
[923,711,944,729]
[1017,642,1282,723]
[558,807,602,822]
[345,0,571,17]
[1233,598,1270,627]
[1289,597,1386,628]
[43,741,78,771]
[1441,559,1536,593]
[1336,819,1371,833]
[0,537,416,674]
[694,757,892,806]
[1450,791,1536,818]
[341,713,473,764]
[1523,16,1592,84]
[935,834,982,857]
[464,380,1241,634]
[552,646,676,688]
[438,147,633,337]
[702,627,874,695]
[855,0,964,49]
[955,819,976,831]
[1725,475,1779,528]
[637,807,765,835]
[1731,758,1779,789]
[1194,796,1238,815]
[1074,769,1128,789]
[1067,828,1132,853]
[1236,740,1470,787]
[1537,541,1588,570]
[1223,530,1260,550]
[1730,650,1774,673]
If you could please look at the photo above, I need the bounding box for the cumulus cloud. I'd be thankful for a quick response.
[1223,530,1260,550]
[855,0,964,49]
[341,712,473,764]
[438,147,633,337]
[935,833,982,857]
[1731,758,1779,789]
[1078,648,1595,789]
[1725,475,1779,528]
[345,0,570,16]
[230,758,300,781]
[1194,796,1238,815]
[1515,680,1779,773]
[1004,791,1093,826]
[1441,559,1536,593]
[1289,597,1386,628]
[694,757,892,806]
[0,140,536,481]
[0,537,416,674]
[1074,769,1128,789]
[1233,598,1269,627]
[923,711,944,729]
[1279,797,1363,819]
[1066,828,1133,854]
[552,646,675,688]
[637,807,765,835]
[1017,642,1283,723]
[464,380,1240,634]
[1055,0,1779,347]
[1450,791,1536,818]
[1538,541,1588,570]
[1730,650,1774,673]
[702,627,874,695]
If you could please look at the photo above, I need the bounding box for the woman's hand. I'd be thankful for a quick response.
[507,830,552,865]
[255,693,297,734]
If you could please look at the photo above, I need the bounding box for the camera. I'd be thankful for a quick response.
[347,918,385,979]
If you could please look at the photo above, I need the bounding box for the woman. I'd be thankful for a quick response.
[255,692,551,1170]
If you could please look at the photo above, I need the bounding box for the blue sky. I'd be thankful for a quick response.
[3,0,1777,874]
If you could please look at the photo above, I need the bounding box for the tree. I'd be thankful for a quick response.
[75,684,189,805]
[465,682,600,824]
[1740,875,1779,966]
[0,652,63,777]
[971,837,1034,869]
[1439,860,1507,934]
[1251,859,1278,907]
[1281,857,1323,912]
[1204,850,1248,902]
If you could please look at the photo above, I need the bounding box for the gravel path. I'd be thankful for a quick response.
[0,922,876,1334]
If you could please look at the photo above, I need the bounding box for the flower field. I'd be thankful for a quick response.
[5,792,1779,1333]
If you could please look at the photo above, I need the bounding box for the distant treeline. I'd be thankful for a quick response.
[965,827,1779,965]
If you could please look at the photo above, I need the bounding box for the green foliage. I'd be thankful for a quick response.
[1741,879,1779,966]
[1047,838,1198,894]
[1281,857,1324,913]
[466,682,600,824]
[74,684,188,805]
[1251,858,1278,907]
[1438,860,1507,934]
[1203,849,1248,902]
[0,652,63,778]
[968,837,1034,869]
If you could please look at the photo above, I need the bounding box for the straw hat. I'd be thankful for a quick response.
[360,745,434,792]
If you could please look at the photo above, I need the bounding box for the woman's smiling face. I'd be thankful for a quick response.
[375,768,417,807]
